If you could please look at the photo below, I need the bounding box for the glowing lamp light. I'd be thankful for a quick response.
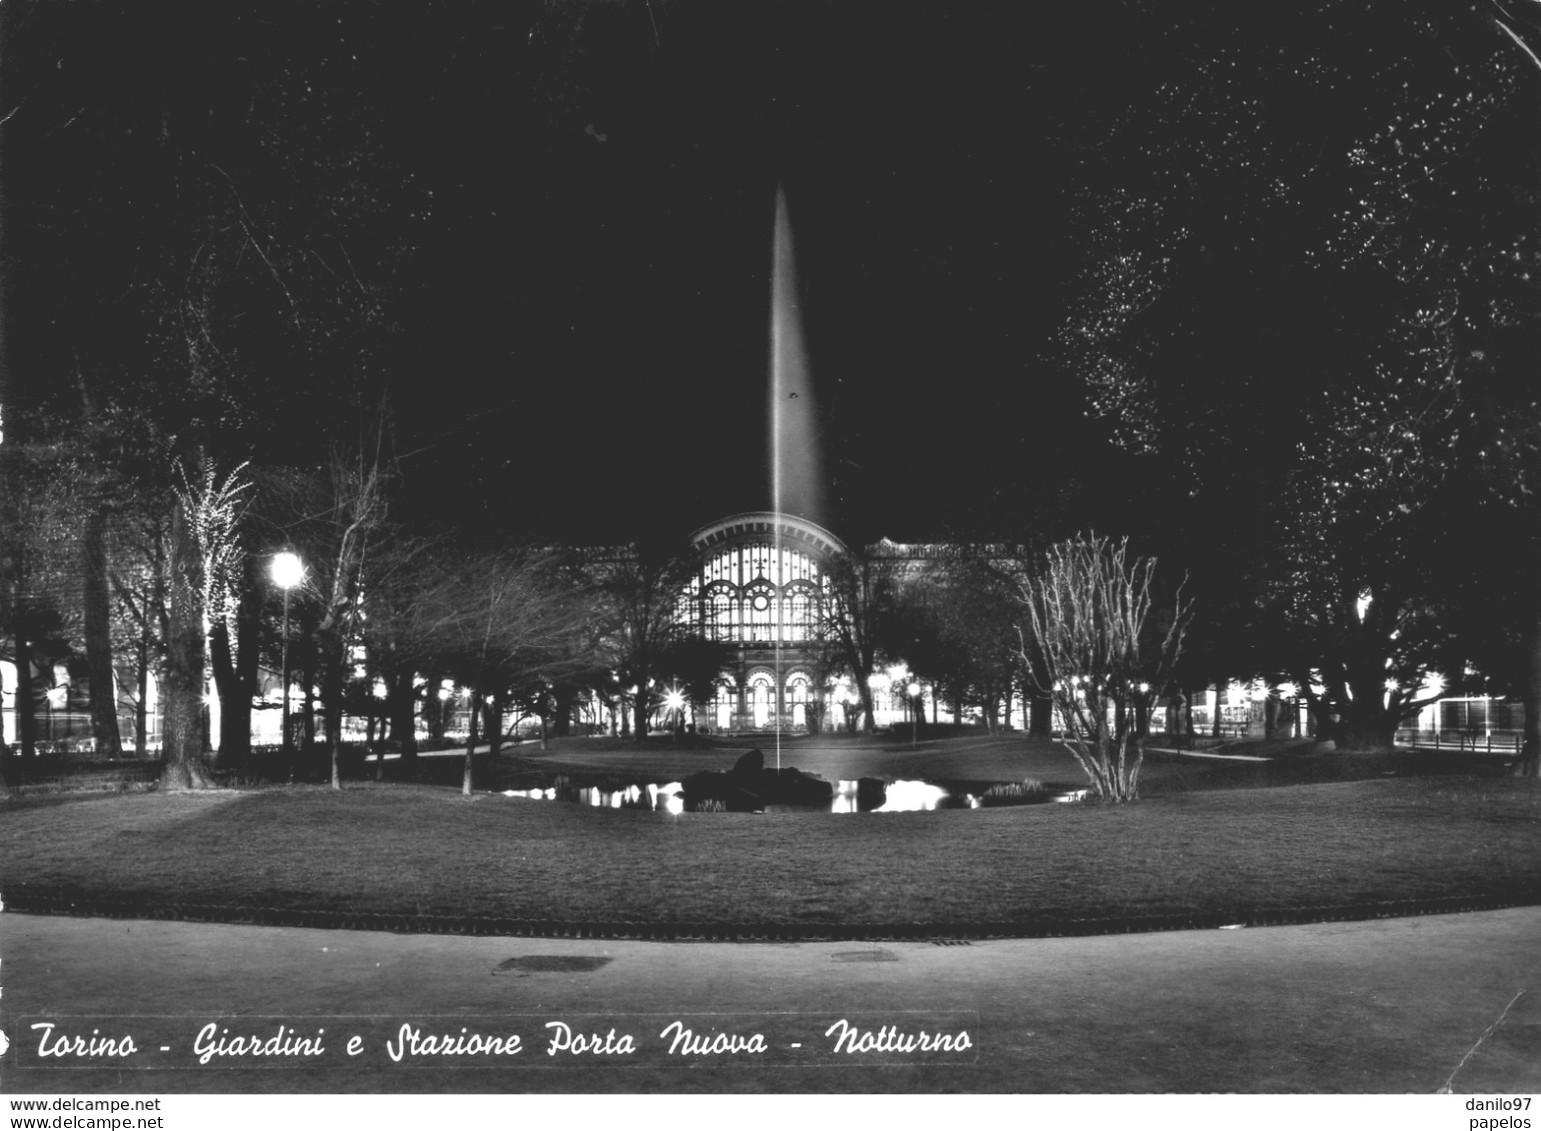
[270,551,304,590]
[907,682,921,698]
[664,689,686,712]
[1356,589,1373,623]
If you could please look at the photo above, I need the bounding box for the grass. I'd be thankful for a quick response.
[2,734,1538,932]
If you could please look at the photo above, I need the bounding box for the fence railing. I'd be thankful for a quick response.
[1395,728,1524,756]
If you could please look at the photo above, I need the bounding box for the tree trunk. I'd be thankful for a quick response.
[209,616,237,764]
[552,683,574,737]
[134,620,151,758]
[487,689,503,758]
[301,648,317,753]
[81,509,123,758]
[1029,689,1053,737]
[632,672,649,740]
[1263,693,1280,740]
[1336,698,1400,753]
[1514,605,1541,777]
[160,499,212,790]
[222,558,262,767]
[426,669,446,744]
[319,625,344,790]
[385,664,418,762]
[13,625,37,761]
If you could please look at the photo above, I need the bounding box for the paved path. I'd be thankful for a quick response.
[2,908,1538,1093]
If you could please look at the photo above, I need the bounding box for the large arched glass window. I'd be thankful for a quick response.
[686,537,831,645]
[784,580,819,642]
[748,671,775,728]
[678,574,701,632]
[745,580,776,643]
[711,676,737,731]
[704,583,737,642]
[747,542,772,582]
[786,670,811,730]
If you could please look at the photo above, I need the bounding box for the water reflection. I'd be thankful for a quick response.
[871,780,949,812]
[503,787,556,801]
[501,776,1068,814]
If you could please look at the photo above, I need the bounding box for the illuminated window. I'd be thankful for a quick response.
[745,580,776,642]
[748,671,775,728]
[705,583,737,642]
[711,676,736,730]
[784,580,819,642]
[787,670,811,729]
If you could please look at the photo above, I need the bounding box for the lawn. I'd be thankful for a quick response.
[2,736,1538,937]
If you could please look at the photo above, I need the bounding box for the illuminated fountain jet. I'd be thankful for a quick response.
[769,186,825,527]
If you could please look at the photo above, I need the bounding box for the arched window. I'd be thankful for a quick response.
[678,574,702,631]
[745,580,776,643]
[748,542,772,582]
[704,583,737,642]
[748,671,775,728]
[710,676,737,732]
[784,580,820,642]
[786,671,811,730]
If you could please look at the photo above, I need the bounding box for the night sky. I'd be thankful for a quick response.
[0,1,1524,548]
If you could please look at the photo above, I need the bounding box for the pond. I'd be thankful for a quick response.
[501,777,1087,814]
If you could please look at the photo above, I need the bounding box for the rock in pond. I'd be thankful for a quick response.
[731,747,765,777]
[682,761,835,811]
[856,777,889,811]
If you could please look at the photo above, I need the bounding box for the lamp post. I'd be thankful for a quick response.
[866,672,886,735]
[664,687,685,743]
[907,681,921,748]
[271,551,303,774]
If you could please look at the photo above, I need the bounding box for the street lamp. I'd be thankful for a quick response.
[664,687,686,741]
[271,551,304,773]
[907,681,921,748]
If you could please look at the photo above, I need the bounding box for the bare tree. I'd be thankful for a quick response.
[1017,535,1191,802]
[311,446,388,789]
[578,545,695,741]
[818,548,909,733]
[161,456,250,790]
[419,547,588,795]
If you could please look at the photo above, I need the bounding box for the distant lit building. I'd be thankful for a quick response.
[678,511,847,734]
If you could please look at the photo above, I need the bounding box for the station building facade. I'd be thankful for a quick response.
[677,511,849,734]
